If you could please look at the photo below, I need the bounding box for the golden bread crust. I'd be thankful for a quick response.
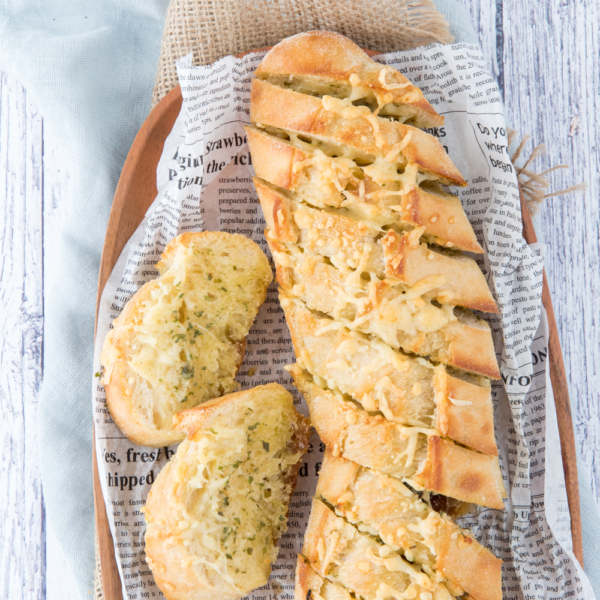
[251,79,466,186]
[414,436,505,509]
[255,31,443,129]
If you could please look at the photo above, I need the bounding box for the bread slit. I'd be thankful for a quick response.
[246,126,483,253]
[254,31,444,129]
[281,295,499,456]
[316,451,503,600]
[251,79,466,186]
[264,219,500,378]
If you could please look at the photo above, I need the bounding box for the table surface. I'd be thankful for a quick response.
[1,1,598,597]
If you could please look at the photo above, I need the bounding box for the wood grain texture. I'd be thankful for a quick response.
[0,71,46,600]
[0,2,598,598]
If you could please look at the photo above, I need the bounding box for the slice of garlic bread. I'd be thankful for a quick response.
[144,383,310,600]
[101,232,273,447]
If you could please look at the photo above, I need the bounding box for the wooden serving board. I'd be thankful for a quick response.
[94,65,583,599]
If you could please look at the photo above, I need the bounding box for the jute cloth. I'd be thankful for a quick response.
[151,0,453,106]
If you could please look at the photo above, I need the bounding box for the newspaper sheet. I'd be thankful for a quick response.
[92,43,595,600]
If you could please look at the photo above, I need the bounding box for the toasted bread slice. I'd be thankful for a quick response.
[247,127,482,252]
[144,384,310,600]
[289,364,505,509]
[281,297,498,456]
[302,498,461,600]
[251,79,466,186]
[255,179,498,313]
[101,232,273,447]
[255,30,443,129]
[317,451,503,600]
[268,235,500,378]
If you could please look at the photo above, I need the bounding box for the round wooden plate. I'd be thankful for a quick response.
[94,54,583,599]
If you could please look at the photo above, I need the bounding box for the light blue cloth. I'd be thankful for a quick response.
[0,1,597,597]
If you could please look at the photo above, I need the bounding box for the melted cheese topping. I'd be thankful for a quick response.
[147,394,303,591]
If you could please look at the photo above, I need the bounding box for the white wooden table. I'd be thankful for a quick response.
[1,1,598,597]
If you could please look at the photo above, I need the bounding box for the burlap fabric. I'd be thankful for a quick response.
[151,0,454,106]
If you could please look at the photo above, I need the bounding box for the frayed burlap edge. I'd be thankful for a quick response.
[508,129,586,216]
[151,0,454,107]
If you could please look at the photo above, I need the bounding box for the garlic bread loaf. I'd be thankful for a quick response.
[101,232,272,447]
[144,383,310,600]
[249,31,504,600]
[316,451,502,600]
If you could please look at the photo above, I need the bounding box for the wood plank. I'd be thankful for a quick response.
[499,0,600,510]
[41,115,83,600]
[0,71,46,599]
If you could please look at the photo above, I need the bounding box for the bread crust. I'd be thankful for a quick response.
[289,364,505,509]
[251,79,466,186]
[246,127,482,253]
[255,31,443,129]
[145,384,310,600]
[100,231,272,447]
[317,451,502,600]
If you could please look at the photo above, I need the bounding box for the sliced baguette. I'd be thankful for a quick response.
[247,126,482,253]
[144,384,310,600]
[255,179,498,313]
[281,296,498,456]
[289,364,506,509]
[255,30,443,128]
[302,498,460,600]
[101,232,273,447]
[317,451,503,600]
